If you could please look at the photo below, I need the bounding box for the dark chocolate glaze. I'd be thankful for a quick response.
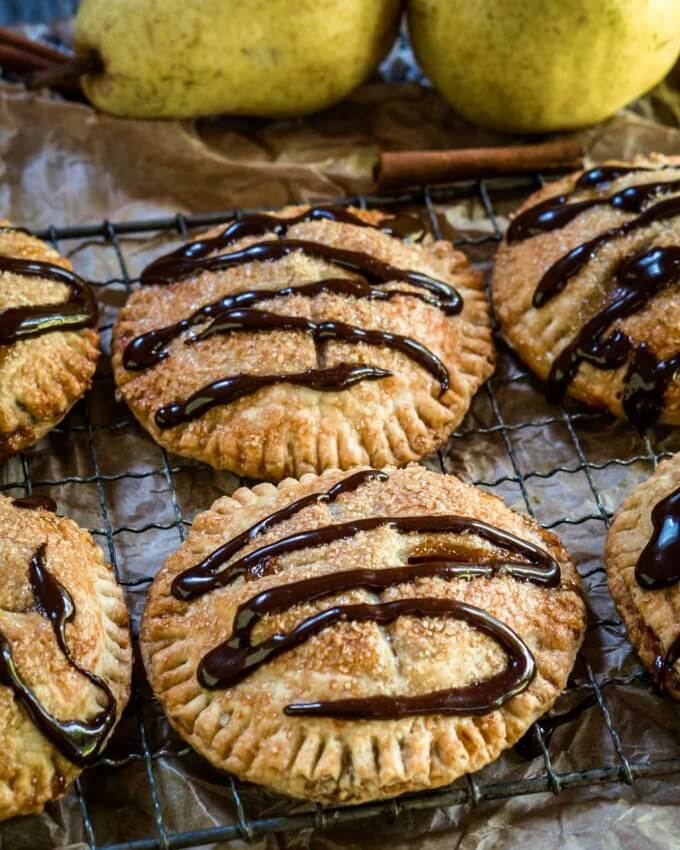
[514,694,596,759]
[124,278,445,372]
[139,238,462,314]
[574,165,674,190]
[635,483,680,590]
[155,363,391,430]
[0,544,116,766]
[11,495,57,512]
[533,194,680,308]
[173,510,560,601]
[177,472,565,719]
[172,469,388,599]
[0,257,97,345]
[507,179,680,243]
[189,307,448,391]
[574,166,638,189]
[140,208,425,285]
[199,577,535,718]
[545,246,680,427]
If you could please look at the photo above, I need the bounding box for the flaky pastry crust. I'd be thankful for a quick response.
[0,495,132,820]
[0,224,99,457]
[493,157,680,424]
[112,207,494,480]
[141,465,585,804]
[605,453,680,699]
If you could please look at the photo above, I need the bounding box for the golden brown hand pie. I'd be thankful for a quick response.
[112,207,494,480]
[492,157,680,429]
[141,464,585,804]
[606,452,680,699]
[0,224,99,458]
[0,494,132,821]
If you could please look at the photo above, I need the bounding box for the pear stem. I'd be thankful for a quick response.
[28,52,103,91]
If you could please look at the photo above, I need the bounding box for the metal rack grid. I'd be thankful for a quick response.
[3,175,680,849]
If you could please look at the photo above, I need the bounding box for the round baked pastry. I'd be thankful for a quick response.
[606,452,680,699]
[0,493,132,821]
[112,207,494,480]
[493,158,680,429]
[0,223,99,458]
[141,464,585,804]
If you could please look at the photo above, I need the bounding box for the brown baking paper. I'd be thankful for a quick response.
[1,74,680,850]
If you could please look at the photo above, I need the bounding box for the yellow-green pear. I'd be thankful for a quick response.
[74,0,402,118]
[408,0,680,132]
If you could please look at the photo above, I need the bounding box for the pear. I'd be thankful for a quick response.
[74,0,401,118]
[408,0,680,132]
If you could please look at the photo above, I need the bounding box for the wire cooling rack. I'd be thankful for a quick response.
[2,176,680,849]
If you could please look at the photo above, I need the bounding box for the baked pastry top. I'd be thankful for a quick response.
[606,452,680,699]
[112,207,494,480]
[0,224,99,457]
[141,464,585,804]
[492,158,680,428]
[0,494,131,821]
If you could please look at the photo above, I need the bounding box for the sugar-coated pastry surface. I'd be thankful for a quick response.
[493,157,680,429]
[0,495,131,820]
[0,223,99,458]
[142,464,585,804]
[112,207,494,480]
[606,452,680,699]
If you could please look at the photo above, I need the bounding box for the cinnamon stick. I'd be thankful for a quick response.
[0,26,70,65]
[0,44,57,74]
[375,138,584,190]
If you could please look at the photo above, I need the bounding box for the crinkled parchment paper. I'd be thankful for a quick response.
[1,69,680,850]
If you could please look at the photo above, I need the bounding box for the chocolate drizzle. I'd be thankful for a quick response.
[200,579,535,719]
[0,257,97,345]
[131,210,461,427]
[0,544,116,765]
[189,308,449,390]
[635,484,680,590]
[171,470,564,719]
[140,208,425,285]
[173,506,560,600]
[140,238,461,313]
[508,179,680,243]
[155,363,391,429]
[172,469,387,599]
[11,495,57,512]
[509,162,680,428]
[124,278,445,371]
[534,194,680,307]
[199,561,548,690]
[545,246,680,426]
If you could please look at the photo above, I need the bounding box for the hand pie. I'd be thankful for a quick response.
[0,224,99,457]
[492,158,680,428]
[0,494,132,821]
[606,452,680,699]
[141,464,585,804]
[112,207,494,480]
